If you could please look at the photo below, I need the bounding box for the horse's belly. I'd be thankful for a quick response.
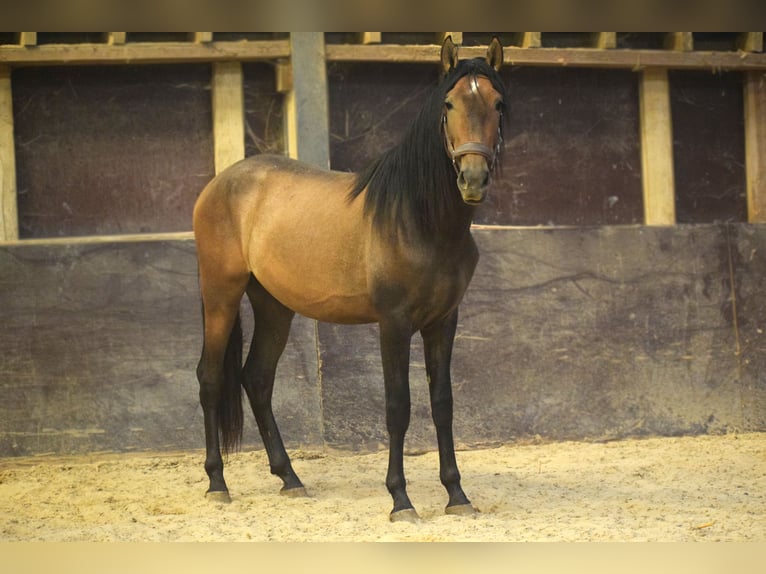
[252,262,377,324]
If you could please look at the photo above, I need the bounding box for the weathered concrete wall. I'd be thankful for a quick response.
[1,224,764,456]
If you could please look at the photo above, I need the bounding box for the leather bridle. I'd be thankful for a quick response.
[443,111,503,175]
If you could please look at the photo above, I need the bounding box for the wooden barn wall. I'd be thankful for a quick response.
[1,226,764,456]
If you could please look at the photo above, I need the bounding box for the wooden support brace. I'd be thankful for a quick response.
[284,33,330,168]
[0,65,18,241]
[744,70,766,223]
[211,61,245,174]
[640,68,676,225]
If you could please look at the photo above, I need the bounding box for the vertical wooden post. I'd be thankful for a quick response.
[439,32,463,45]
[665,33,693,51]
[0,65,18,241]
[17,32,36,46]
[744,70,766,223]
[738,32,763,53]
[284,33,330,168]
[521,33,541,48]
[106,32,126,45]
[359,33,381,44]
[211,62,245,175]
[594,32,616,49]
[192,32,213,43]
[640,68,676,225]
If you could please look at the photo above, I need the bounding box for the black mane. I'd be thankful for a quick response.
[348,57,508,235]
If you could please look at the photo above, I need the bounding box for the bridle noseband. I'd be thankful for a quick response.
[443,112,503,175]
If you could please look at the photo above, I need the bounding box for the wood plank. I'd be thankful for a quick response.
[0,39,291,65]
[319,226,766,449]
[0,65,17,241]
[0,239,323,455]
[639,68,676,225]
[745,70,766,223]
[284,33,330,168]
[0,40,764,70]
[325,44,766,70]
[212,61,245,174]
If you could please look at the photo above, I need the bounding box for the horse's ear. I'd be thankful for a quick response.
[486,36,503,72]
[441,35,458,75]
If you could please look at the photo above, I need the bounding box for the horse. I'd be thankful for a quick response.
[192,36,507,522]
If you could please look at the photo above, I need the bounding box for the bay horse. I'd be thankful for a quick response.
[193,36,506,522]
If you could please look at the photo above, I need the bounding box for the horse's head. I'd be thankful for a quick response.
[440,36,505,205]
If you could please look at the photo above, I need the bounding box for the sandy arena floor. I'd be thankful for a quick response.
[1,433,764,542]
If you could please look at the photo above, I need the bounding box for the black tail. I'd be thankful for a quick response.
[220,312,244,456]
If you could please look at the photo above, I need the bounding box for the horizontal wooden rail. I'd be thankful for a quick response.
[0,231,194,247]
[0,40,290,66]
[0,40,764,71]
[326,44,766,71]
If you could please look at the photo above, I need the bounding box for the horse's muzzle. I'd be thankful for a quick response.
[457,163,490,204]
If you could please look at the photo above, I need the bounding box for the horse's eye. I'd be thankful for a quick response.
[495,100,504,111]
[444,101,454,111]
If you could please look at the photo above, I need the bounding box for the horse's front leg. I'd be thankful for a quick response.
[379,318,418,522]
[421,309,475,516]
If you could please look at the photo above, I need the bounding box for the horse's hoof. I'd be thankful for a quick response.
[280,485,309,498]
[445,503,477,517]
[390,508,421,523]
[205,490,232,504]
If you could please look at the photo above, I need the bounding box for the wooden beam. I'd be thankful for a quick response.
[0,40,291,65]
[1,41,765,70]
[639,68,676,225]
[0,65,18,241]
[323,44,766,71]
[211,62,245,174]
[284,33,330,168]
[744,70,766,223]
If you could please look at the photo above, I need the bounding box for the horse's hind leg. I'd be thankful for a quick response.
[243,277,306,496]
[196,233,250,502]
